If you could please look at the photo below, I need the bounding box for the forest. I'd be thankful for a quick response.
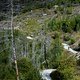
[0,0,80,80]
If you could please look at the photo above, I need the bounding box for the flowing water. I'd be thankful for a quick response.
[62,43,80,59]
[40,43,80,80]
[40,69,56,80]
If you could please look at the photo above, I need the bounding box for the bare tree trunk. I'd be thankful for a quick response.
[27,41,29,58]
[44,38,48,69]
[11,0,19,80]
[32,41,35,65]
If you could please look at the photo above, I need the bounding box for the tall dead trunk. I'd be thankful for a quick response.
[11,0,19,80]
[44,41,48,68]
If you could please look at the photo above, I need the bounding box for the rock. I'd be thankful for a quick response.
[50,70,63,80]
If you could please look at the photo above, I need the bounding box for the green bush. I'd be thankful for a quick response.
[18,58,41,80]
[57,6,64,14]
[0,36,16,80]
[58,53,76,80]
[48,15,80,32]
[69,38,75,45]
[0,64,16,80]
[65,7,72,14]
[63,35,71,41]
[0,30,41,80]
[48,37,63,68]
[61,21,72,33]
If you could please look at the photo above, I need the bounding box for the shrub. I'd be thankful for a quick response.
[18,58,41,80]
[48,50,76,80]
[65,7,72,14]
[48,15,80,32]
[69,38,75,45]
[48,37,63,68]
[57,6,64,14]
[0,64,16,80]
[58,53,76,80]
[63,35,70,41]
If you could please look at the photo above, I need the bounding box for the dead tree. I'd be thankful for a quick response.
[11,0,19,80]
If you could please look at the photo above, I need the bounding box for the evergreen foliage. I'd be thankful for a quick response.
[48,15,80,32]
[0,0,80,79]
[48,34,63,68]
[18,58,41,80]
